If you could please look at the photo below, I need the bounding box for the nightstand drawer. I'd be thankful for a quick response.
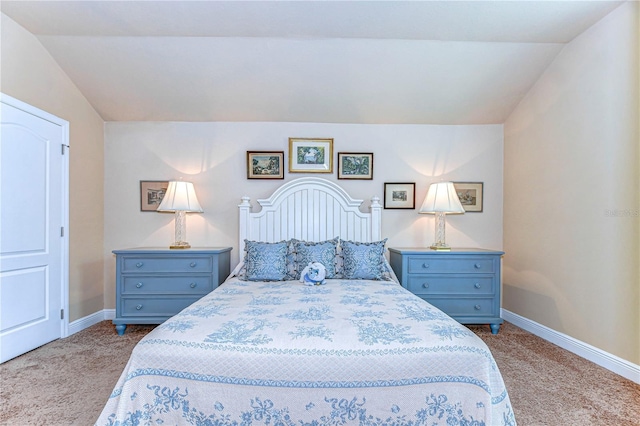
[122,275,213,295]
[426,297,497,317]
[113,247,232,335]
[122,256,212,273]
[407,256,495,274]
[389,248,504,334]
[407,276,494,296]
[120,297,200,317]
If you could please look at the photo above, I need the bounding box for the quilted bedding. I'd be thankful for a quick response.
[96,278,516,425]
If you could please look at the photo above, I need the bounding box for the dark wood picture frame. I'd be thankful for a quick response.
[384,182,416,209]
[140,180,169,211]
[247,151,285,179]
[337,152,373,180]
[453,182,484,212]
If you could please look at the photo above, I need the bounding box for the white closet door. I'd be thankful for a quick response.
[1,95,68,363]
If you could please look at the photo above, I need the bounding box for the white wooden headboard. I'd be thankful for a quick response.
[238,177,381,255]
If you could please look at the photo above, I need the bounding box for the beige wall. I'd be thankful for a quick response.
[1,14,106,322]
[504,2,639,364]
[4,2,637,371]
[103,122,504,307]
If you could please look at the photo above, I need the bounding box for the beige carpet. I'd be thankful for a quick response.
[1,321,638,425]
[467,324,640,425]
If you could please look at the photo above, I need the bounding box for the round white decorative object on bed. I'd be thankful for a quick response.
[298,261,327,285]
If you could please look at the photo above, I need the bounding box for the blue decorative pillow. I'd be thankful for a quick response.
[340,239,388,280]
[243,240,288,281]
[293,238,339,279]
[284,239,298,280]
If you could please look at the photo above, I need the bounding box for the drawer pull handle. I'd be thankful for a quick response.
[422,263,430,269]
[136,304,143,310]
[190,282,197,288]
[136,282,143,288]
[190,262,197,268]
[422,283,429,289]
[136,262,144,268]
[474,263,482,269]
[474,304,481,310]
[474,283,481,289]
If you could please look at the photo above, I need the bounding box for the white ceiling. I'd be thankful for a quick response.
[1,1,624,124]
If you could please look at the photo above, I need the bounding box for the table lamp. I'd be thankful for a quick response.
[156,180,203,249]
[419,181,465,250]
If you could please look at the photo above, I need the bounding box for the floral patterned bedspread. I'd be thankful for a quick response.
[96,278,516,426]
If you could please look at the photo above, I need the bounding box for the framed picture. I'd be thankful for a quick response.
[247,151,284,179]
[453,182,484,212]
[140,180,168,212]
[289,138,333,173]
[337,152,373,180]
[384,182,416,209]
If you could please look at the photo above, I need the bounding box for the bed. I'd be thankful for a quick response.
[97,177,516,426]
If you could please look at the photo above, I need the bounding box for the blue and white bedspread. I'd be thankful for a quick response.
[97,278,516,426]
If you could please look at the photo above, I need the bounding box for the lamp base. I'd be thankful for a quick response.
[169,242,191,249]
[430,244,451,251]
[431,212,451,251]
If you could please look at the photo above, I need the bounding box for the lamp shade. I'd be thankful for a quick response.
[419,182,465,214]
[157,181,203,213]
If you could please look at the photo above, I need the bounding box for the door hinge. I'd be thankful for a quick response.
[60,309,64,320]
[61,144,69,155]
[61,226,64,237]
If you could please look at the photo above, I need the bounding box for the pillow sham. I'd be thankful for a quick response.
[340,238,388,280]
[293,238,339,279]
[229,260,245,280]
[284,239,298,280]
[243,240,288,281]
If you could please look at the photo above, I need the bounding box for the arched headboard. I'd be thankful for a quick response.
[238,177,381,255]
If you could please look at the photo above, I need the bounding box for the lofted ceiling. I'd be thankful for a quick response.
[1,0,624,124]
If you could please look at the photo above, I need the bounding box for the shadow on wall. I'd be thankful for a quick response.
[502,283,562,331]
[72,258,107,321]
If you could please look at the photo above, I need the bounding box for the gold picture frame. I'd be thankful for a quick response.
[289,138,333,173]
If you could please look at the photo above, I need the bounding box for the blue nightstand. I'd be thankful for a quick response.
[112,247,231,335]
[388,247,505,334]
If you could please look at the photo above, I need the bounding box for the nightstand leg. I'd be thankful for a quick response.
[490,323,501,334]
[115,324,127,336]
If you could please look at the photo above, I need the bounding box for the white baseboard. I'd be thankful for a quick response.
[502,309,640,384]
[68,309,115,335]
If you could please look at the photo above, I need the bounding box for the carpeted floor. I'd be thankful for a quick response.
[467,323,640,425]
[1,321,638,425]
